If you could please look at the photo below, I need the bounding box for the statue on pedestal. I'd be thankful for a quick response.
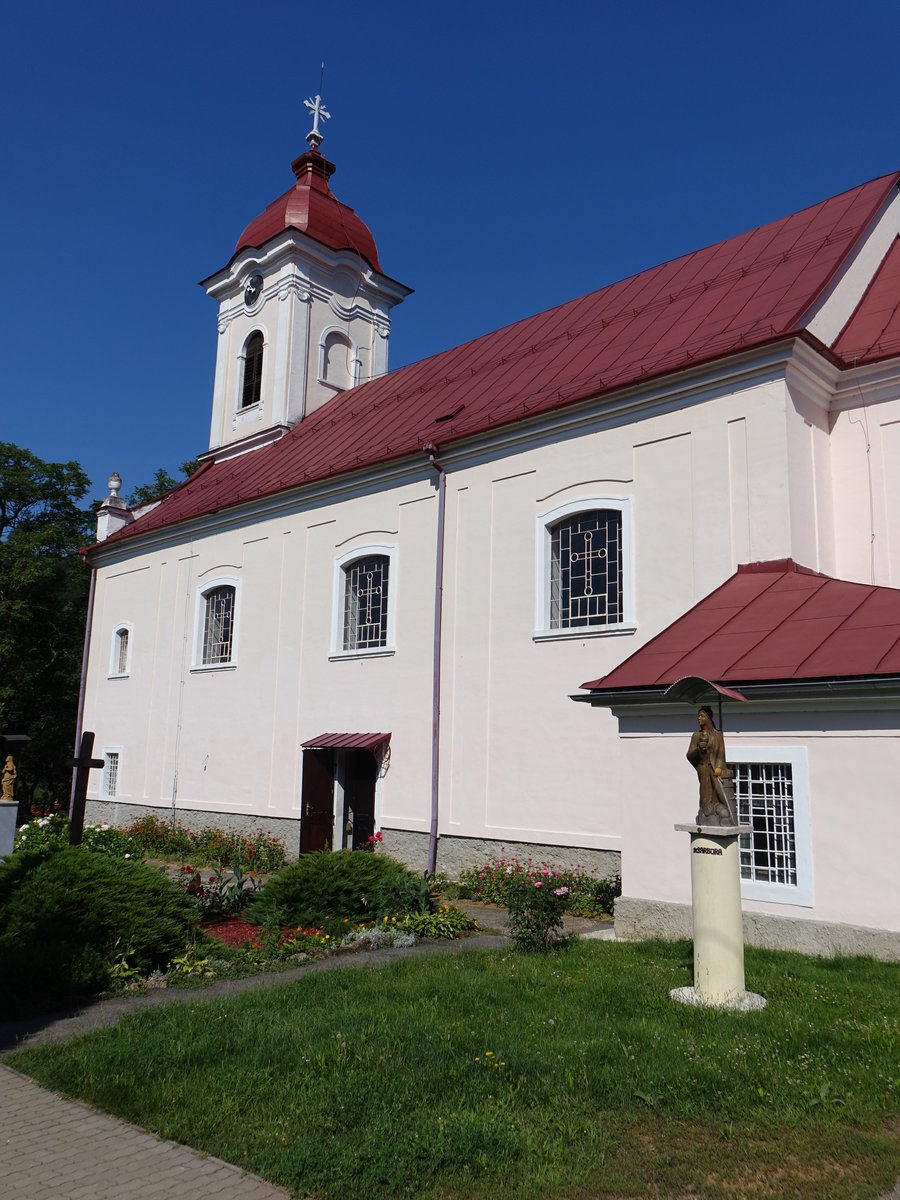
[1,755,16,803]
[686,707,736,826]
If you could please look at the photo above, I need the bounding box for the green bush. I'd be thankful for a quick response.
[396,906,479,939]
[248,850,431,927]
[505,873,570,952]
[0,846,197,1015]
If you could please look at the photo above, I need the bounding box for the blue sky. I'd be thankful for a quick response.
[3,0,898,503]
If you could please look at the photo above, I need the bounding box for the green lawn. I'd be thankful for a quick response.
[8,940,900,1199]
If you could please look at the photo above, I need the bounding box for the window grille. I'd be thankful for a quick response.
[734,761,797,887]
[115,628,129,674]
[241,332,264,409]
[343,555,389,650]
[104,752,119,798]
[202,586,235,665]
[550,510,623,628]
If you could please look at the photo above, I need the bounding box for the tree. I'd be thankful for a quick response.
[127,459,200,508]
[0,443,93,816]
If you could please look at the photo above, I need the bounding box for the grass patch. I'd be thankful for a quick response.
[8,940,899,1199]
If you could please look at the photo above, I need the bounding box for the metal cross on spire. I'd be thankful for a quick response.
[304,92,330,150]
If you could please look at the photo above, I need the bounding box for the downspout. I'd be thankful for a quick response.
[69,556,96,817]
[424,444,446,877]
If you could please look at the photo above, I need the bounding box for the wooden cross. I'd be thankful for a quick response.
[69,731,105,846]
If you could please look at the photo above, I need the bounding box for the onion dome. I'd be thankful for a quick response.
[235,148,381,272]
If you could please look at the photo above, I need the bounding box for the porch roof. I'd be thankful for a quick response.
[578,560,900,697]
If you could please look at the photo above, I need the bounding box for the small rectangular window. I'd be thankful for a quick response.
[735,761,797,887]
[104,752,119,798]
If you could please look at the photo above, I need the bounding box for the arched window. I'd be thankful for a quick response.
[109,623,132,677]
[534,498,633,637]
[343,554,390,650]
[201,585,236,664]
[115,627,129,674]
[550,509,623,629]
[240,332,264,409]
[320,329,355,391]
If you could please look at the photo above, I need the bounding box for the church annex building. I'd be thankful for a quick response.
[81,118,900,959]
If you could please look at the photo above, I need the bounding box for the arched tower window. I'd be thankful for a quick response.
[319,329,356,391]
[240,332,264,409]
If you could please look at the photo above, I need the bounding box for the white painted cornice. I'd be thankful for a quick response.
[201,229,412,306]
[831,358,900,412]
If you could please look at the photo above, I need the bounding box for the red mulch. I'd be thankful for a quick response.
[201,917,260,947]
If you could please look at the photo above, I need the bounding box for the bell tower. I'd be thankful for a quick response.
[200,96,412,462]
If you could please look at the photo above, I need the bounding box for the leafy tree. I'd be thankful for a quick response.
[0,443,93,816]
[127,459,200,508]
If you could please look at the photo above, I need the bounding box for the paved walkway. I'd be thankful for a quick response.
[1,1064,290,1199]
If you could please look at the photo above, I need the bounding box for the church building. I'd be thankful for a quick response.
[82,103,900,958]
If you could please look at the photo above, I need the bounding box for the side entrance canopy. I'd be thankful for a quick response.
[301,732,390,755]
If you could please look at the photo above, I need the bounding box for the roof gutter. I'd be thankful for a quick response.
[571,674,900,708]
[424,443,446,878]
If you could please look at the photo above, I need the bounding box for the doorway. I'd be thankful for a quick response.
[299,743,382,854]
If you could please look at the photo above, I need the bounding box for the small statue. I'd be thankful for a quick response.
[686,707,736,826]
[1,756,16,803]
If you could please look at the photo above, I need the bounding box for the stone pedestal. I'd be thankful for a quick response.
[670,822,766,1012]
[0,802,17,859]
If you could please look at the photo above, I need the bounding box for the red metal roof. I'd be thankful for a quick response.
[833,236,900,365]
[99,173,900,549]
[580,560,900,693]
[235,148,381,272]
[300,732,390,751]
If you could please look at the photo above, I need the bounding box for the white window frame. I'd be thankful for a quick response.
[102,747,122,800]
[318,325,361,391]
[731,746,812,907]
[330,545,397,659]
[192,576,240,671]
[534,497,635,640]
[108,622,133,678]
[234,327,267,415]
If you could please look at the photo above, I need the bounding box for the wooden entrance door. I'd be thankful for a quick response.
[345,751,377,850]
[300,749,334,854]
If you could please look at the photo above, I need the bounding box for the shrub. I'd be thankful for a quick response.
[505,873,570,952]
[0,846,197,1015]
[456,856,621,917]
[396,905,479,940]
[248,850,431,927]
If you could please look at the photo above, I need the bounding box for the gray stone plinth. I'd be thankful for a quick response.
[382,828,621,880]
[615,895,900,963]
[0,803,16,858]
[670,985,767,1012]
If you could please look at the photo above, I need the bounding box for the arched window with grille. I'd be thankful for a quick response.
[534,498,633,637]
[240,331,264,409]
[331,546,396,656]
[199,583,236,667]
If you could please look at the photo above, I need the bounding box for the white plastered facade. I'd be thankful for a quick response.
[82,185,900,956]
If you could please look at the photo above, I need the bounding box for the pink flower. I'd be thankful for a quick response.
[554,886,569,897]
[533,881,542,888]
